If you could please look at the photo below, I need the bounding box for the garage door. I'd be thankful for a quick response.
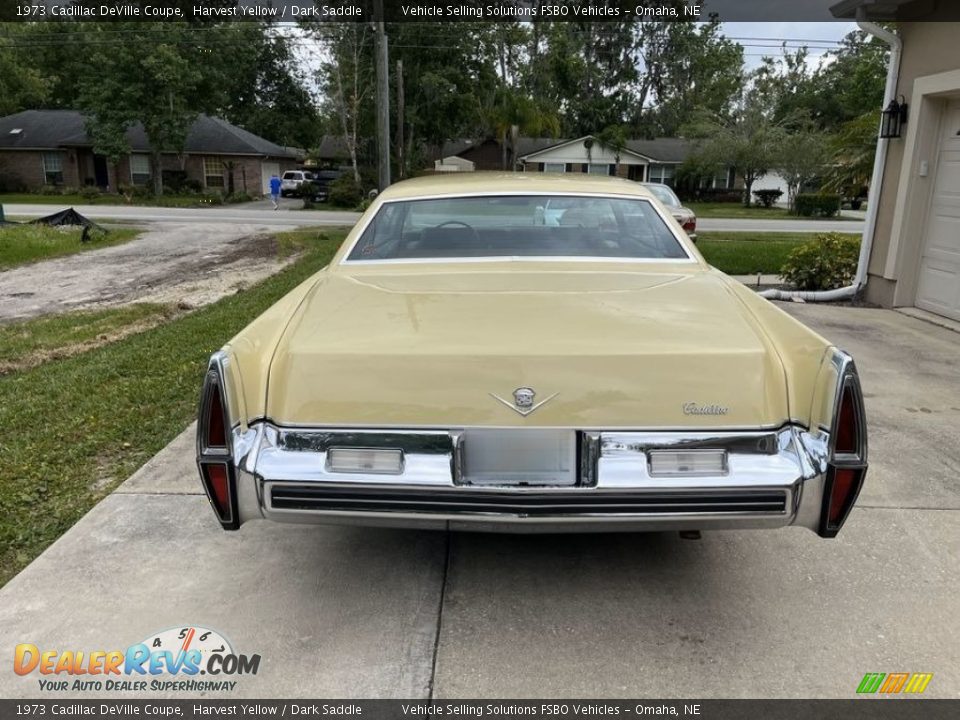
[261,162,280,197]
[916,100,960,321]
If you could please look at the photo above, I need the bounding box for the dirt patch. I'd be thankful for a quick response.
[0,307,186,375]
[0,222,293,323]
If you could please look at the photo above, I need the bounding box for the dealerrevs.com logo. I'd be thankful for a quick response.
[14,626,260,693]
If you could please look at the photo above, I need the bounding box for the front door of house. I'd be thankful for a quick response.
[93,155,109,189]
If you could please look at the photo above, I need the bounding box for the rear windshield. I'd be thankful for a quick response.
[282,172,299,179]
[346,195,689,262]
[646,184,681,208]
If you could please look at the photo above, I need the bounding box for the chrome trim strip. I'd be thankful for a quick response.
[234,422,830,533]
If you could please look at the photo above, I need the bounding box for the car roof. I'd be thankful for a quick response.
[377,172,656,201]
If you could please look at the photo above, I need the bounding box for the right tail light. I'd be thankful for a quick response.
[819,368,868,537]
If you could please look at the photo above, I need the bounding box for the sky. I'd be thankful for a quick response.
[721,21,859,69]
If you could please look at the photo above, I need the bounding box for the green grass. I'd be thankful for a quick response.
[697,231,861,275]
[0,227,349,587]
[0,192,247,208]
[0,224,140,269]
[687,202,857,220]
[0,304,177,375]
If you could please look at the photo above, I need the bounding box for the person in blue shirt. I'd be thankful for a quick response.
[269,174,282,210]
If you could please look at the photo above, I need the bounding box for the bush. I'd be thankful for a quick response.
[753,189,783,208]
[78,186,101,201]
[36,185,63,196]
[794,193,842,217]
[779,232,860,291]
[326,175,365,208]
[199,192,224,206]
[688,187,743,203]
[224,191,253,204]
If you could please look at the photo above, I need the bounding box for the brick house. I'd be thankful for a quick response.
[0,110,300,196]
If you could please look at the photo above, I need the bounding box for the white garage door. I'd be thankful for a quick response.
[261,162,280,196]
[916,100,960,321]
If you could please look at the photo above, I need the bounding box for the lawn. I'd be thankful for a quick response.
[0,192,245,208]
[696,231,861,276]
[0,228,347,587]
[0,224,140,269]
[687,202,858,220]
[0,304,177,375]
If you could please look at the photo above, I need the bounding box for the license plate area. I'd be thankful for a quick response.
[458,429,577,487]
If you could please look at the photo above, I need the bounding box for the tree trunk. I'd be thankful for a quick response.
[152,150,163,195]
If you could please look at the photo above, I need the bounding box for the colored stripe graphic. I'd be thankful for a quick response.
[857,673,885,694]
[857,672,933,694]
[903,673,934,694]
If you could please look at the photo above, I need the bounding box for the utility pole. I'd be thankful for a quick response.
[396,59,405,179]
[374,0,391,190]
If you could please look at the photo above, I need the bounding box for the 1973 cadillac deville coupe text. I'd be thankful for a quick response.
[196,174,867,538]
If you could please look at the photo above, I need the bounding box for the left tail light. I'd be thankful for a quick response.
[819,366,867,538]
[682,218,697,233]
[197,357,239,529]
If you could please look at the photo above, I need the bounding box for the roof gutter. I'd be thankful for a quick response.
[760,16,901,303]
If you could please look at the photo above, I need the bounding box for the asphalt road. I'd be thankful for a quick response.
[4,202,864,234]
[0,304,955,698]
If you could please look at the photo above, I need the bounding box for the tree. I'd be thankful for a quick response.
[0,31,50,116]
[776,124,831,212]
[684,106,786,206]
[75,22,244,194]
[823,112,879,202]
[633,18,745,137]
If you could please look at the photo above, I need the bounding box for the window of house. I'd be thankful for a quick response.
[130,154,151,186]
[587,163,612,175]
[648,164,676,185]
[542,162,565,173]
[42,152,64,185]
[712,169,731,189]
[203,157,224,188]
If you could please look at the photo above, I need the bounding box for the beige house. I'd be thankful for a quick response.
[832,3,960,321]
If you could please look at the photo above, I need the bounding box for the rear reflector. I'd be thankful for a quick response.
[206,381,226,449]
[327,447,404,475]
[828,468,859,526]
[203,463,232,522]
[834,384,859,455]
[648,449,728,477]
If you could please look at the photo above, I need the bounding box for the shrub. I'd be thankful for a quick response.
[199,192,224,205]
[794,193,842,217]
[224,191,253,204]
[779,232,860,291]
[78,186,101,201]
[36,185,63,195]
[752,189,783,208]
[326,175,365,208]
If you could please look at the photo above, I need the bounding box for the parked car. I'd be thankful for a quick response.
[280,170,314,197]
[299,169,343,202]
[197,174,866,538]
[642,182,697,241]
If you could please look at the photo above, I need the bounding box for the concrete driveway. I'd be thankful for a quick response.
[0,305,956,698]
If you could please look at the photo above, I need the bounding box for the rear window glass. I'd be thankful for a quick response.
[646,184,681,208]
[346,195,689,262]
[282,172,299,180]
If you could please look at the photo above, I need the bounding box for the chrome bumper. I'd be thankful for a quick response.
[226,423,831,534]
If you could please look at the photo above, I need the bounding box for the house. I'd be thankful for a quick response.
[450,135,738,191]
[434,155,475,172]
[830,3,960,322]
[0,110,300,196]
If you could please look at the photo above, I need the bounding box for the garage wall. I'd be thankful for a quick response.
[866,23,960,308]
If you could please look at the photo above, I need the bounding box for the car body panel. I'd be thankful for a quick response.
[198,173,865,536]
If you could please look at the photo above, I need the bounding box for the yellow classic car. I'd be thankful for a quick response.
[196,173,867,538]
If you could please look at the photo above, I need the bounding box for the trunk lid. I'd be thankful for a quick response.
[266,265,788,428]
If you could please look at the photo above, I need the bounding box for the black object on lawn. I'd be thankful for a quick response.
[29,208,107,241]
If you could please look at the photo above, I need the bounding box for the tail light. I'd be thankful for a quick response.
[197,359,239,529]
[682,218,697,233]
[819,368,867,538]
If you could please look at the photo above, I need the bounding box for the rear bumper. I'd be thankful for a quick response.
[221,423,834,534]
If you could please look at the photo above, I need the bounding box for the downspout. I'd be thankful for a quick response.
[760,18,901,302]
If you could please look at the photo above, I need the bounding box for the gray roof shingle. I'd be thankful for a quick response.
[0,110,296,158]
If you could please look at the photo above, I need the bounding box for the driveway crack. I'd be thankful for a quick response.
[427,530,452,700]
